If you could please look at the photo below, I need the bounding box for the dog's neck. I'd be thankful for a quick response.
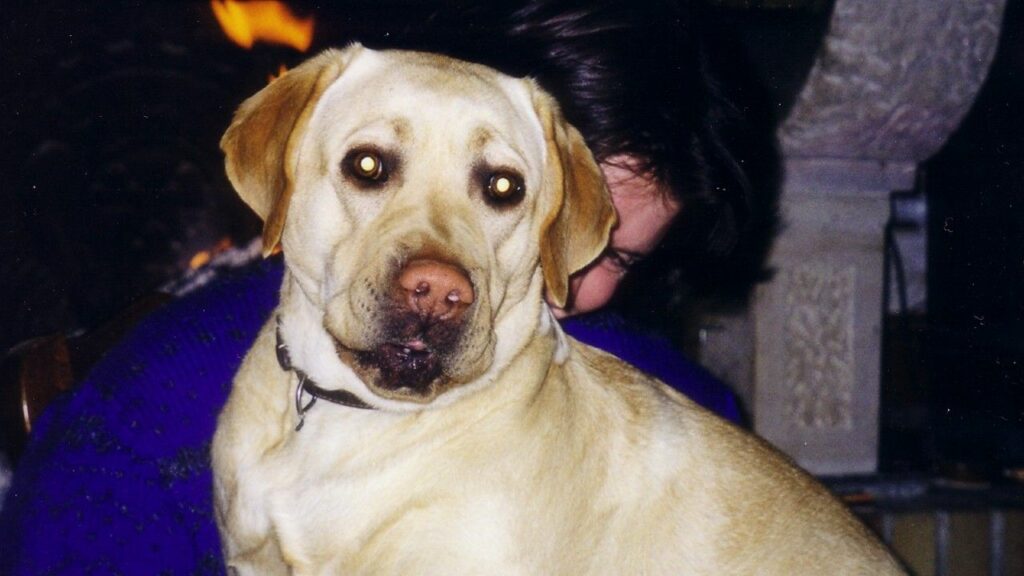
[538,303,571,365]
[274,316,376,431]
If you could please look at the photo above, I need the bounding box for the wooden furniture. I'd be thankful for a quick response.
[0,294,170,459]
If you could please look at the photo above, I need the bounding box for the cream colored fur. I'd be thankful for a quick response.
[211,44,905,575]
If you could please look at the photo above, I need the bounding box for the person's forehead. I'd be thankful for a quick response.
[604,162,680,251]
[605,164,678,216]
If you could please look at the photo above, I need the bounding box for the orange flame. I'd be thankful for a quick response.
[189,250,212,270]
[211,0,314,52]
[189,237,235,270]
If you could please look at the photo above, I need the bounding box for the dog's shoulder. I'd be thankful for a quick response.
[559,341,903,573]
[555,338,725,493]
[561,337,708,427]
[214,319,290,463]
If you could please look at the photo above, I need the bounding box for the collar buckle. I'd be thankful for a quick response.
[276,316,376,431]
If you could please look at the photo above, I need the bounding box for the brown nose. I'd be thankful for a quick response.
[397,259,474,321]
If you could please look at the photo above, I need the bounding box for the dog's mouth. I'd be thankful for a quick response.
[356,340,443,392]
[333,310,465,401]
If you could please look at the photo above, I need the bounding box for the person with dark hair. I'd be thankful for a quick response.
[1,2,776,573]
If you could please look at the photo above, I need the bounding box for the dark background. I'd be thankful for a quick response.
[919,0,1024,475]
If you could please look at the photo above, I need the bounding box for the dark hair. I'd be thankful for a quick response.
[333,0,778,320]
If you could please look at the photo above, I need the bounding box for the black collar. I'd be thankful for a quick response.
[275,317,376,431]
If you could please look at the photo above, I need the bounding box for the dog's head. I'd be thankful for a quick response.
[222,44,615,405]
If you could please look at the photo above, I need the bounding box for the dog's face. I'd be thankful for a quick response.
[221,45,615,405]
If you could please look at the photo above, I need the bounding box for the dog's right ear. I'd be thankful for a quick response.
[221,45,360,256]
[531,86,617,309]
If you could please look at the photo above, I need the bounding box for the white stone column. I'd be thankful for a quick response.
[753,162,905,475]
[708,0,1005,475]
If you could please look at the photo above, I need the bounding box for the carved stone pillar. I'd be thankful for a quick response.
[717,0,1005,475]
[753,165,897,474]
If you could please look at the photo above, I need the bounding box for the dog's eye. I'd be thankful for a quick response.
[484,172,524,205]
[353,152,385,180]
[345,150,388,183]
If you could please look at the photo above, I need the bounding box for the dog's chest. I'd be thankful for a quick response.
[253,412,547,572]
[271,484,525,572]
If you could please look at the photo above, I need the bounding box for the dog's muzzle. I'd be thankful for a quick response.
[336,258,476,399]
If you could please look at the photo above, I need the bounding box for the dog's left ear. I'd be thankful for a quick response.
[531,86,617,309]
[221,45,361,255]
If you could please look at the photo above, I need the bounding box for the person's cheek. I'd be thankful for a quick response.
[569,266,622,315]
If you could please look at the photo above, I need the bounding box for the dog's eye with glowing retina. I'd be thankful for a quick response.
[344,150,387,183]
[484,171,525,205]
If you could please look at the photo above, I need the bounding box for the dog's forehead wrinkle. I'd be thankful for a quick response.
[332,79,511,125]
[321,53,537,146]
[389,118,411,140]
[471,129,535,180]
[472,126,493,150]
[388,50,512,98]
[339,117,411,147]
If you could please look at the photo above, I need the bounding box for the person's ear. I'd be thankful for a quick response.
[530,85,617,309]
[220,44,363,255]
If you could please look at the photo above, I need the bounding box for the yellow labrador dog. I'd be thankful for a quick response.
[211,44,904,575]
